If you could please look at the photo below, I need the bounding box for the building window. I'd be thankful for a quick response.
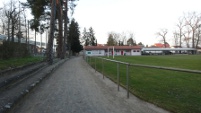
[137,50,140,52]
[126,50,130,52]
[87,51,91,54]
[133,50,136,52]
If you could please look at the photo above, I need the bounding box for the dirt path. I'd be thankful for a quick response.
[9,56,170,113]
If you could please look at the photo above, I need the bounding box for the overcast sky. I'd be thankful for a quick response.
[73,0,201,46]
[1,0,201,46]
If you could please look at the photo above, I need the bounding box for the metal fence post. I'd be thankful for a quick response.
[117,63,120,91]
[95,57,97,72]
[102,58,104,79]
[126,64,129,98]
[89,56,91,65]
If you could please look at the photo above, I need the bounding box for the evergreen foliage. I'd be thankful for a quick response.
[23,0,49,19]
[127,38,136,46]
[68,19,83,54]
[81,27,97,46]
[107,34,117,46]
[89,27,96,46]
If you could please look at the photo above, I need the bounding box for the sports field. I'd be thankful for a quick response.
[88,55,201,113]
[105,55,201,70]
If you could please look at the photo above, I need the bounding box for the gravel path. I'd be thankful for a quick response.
[9,56,170,113]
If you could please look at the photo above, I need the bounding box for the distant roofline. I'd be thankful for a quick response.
[142,48,197,51]
[84,46,142,50]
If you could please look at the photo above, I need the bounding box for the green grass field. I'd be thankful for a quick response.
[0,56,44,71]
[105,55,201,70]
[87,55,201,113]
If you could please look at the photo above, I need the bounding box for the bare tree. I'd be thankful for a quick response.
[195,24,201,48]
[2,1,16,42]
[1,0,24,43]
[156,29,168,48]
[120,32,127,46]
[184,12,201,49]
[107,31,136,46]
[173,31,179,46]
[0,8,6,34]
[113,32,120,45]
[22,7,28,44]
[176,17,186,47]
[183,26,192,48]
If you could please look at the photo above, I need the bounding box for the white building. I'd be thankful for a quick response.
[84,46,142,56]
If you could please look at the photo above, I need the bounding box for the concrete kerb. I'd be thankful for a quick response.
[0,63,46,90]
[2,58,68,113]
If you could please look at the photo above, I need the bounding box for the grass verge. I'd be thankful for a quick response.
[0,56,44,71]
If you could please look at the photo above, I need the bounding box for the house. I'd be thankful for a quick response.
[84,46,142,56]
[153,43,170,48]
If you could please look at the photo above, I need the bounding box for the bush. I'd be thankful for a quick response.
[0,41,30,59]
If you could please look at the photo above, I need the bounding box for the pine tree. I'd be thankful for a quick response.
[107,34,116,46]
[24,0,78,64]
[88,27,96,46]
[68,19,82,55]
[82,27,89,46]
[81,27,97,46]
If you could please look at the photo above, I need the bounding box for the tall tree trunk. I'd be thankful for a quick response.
[28,20,30,51]
[18,1,21,44]
[2,24,5,35]
[7,11,10,42]
[47,0,57,65]
[25,19,27,44]
[68,43,71,57]
[179,29,182,47]
[63,0,68,58]
[192,29,195,48]
[192,29,195,54]
[40,33,42,52]
[57,0,63,59]
[196,29,200,48]
[11,19,15,42]
[163,37,166,48]
[35,30,36,54]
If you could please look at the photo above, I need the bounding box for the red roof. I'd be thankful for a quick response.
[154,43,170,48]
[97,44,105,46]
[84,46,142,50]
